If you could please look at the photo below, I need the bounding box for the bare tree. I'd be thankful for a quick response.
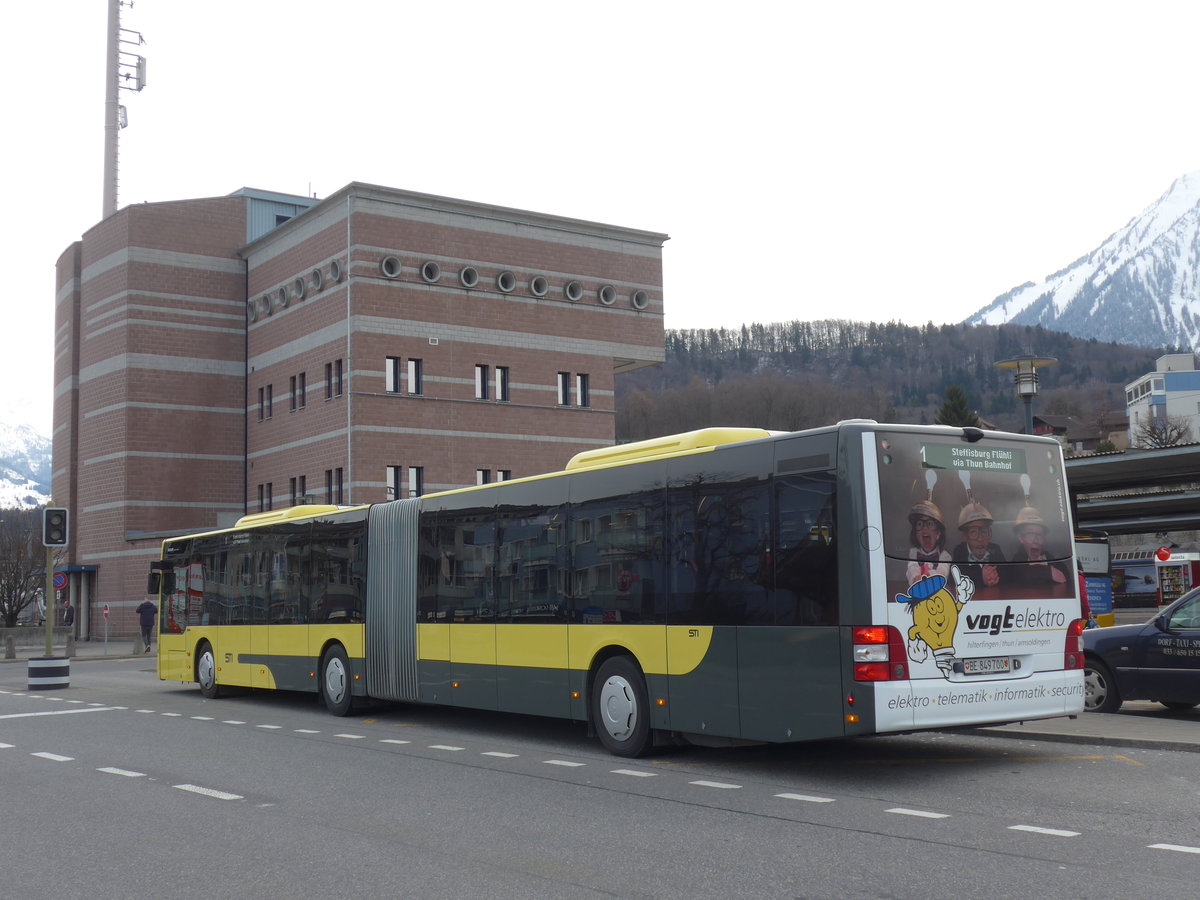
[1133,414,1194,448]
[0,508,47,628]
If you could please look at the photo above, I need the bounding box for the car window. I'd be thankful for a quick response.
[1165,594,1200,630]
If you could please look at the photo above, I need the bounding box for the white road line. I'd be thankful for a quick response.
[161,712,182,717]
[64,699,84,705]
[334,733,365,739]
[293,728,319,734]
[482,751,517,758]
[135,709,155,714]
[689,780,742,790]
[174,784,244,801]
[381,739,412,745]
[256,724,282,730]
[544,760,586,768]
[1149,843,1200,855]
[428,744,464,751]
[887,808,950,819]
[775,792,836,803]
[0,743,14,749]
[0,707,118,720]
[1009,825,1080,837]
[612,768,657,777]
[32,752,74,762]
[191,716,215,721]
[98,767,146,778]
[223,720,246,725]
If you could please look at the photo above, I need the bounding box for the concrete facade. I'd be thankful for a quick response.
[1125,353,1200,446]
[53,184,666,639]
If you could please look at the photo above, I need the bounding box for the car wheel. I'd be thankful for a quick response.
[1159,701,1198,711]
[591,656,652,757]
[197,642,222,699]
[1083,658,1121,713]
[321,645,354,716]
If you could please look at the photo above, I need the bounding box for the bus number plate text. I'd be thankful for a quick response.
[963,656,1010,675]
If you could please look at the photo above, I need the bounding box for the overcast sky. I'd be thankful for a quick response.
[13,0,1200,433]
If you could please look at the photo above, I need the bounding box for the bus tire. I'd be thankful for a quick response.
[591,656,652,757]
[1083,658,1121,713]
[197,642,222,699]
[321,645,354,716]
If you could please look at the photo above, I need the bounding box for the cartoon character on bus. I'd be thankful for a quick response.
[897,564,975,676]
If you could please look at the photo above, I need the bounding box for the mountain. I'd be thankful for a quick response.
[0,413,51,509]
[965,172,1200,349]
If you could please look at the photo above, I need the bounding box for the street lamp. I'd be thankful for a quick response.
[995,354,1058,435]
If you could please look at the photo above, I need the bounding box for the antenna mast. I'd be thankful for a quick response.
[103,0,146,218]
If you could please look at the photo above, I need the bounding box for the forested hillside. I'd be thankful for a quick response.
[615,320,1161,442]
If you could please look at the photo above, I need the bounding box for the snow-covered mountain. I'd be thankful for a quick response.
[966,172,1200,349]
[0,413,51,509]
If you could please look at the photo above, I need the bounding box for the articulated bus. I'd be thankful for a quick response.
[148,422,1086,756]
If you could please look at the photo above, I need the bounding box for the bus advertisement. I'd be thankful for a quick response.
[147,422,1085,756]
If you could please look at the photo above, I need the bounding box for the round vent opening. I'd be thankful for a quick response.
[310,268,324,291]
[293,277,306,301]
[598,284,617,306]
[530,275,549,297]
[277,287,290,310]
[631,289,649,310]
[380,255,402,279]
[496,271,516,293]
[460,266,480,288]
[330,260,344,283]
[421,261,442,283]
[564,280,583,302]
[247,301,258,323]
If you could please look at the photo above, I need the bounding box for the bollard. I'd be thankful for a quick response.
[28,656,70,691]
[4,635,14,660]
[66,634,76,658]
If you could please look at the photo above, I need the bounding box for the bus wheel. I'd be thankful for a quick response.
[1083,659,1121,713]
[197,642,222,700]
[321,645,353,716]
[592,656,652,757]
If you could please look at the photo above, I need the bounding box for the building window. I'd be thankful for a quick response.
[266,482,273,511]
[257,387,264,422]
[386,465,402,499]
[408,358,423,395]
[298,474,306,501]
[289,476,297,505]
[476,468,491,485]
[257,483,265,512]
[498,469,512,482]
[576,373,590,408]
[325,468,333,503]
[290,376,298,411]
[475,364,489,400]
[557,372,570,406]
[409,466,424,498]
[325,363,333,400]
[336,467,344,504]
[265,384,273,419]
[298,372,306,408]
[335,359,344,397]
[496,366,510,402]
[386,357,402,393]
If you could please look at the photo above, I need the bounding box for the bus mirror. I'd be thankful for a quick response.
[147,567,175,595]
[147,572,160,594]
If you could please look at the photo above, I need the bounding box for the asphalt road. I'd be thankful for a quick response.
[2,657,1198,900]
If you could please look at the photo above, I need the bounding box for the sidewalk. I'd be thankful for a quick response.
[1,635,150,663]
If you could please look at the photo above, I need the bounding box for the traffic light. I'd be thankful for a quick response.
[42,507,69,547]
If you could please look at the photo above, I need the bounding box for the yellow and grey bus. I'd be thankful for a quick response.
[148,422,1086,756]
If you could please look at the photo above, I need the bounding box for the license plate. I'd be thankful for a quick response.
[963,656,1010,675]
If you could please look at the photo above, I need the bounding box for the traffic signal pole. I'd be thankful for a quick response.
[44,546,54,658]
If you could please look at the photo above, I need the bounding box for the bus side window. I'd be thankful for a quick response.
[773,473,838,625]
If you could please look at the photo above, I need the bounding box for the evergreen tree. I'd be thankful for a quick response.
[935,385,980,427]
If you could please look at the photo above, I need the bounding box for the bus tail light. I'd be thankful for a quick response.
[853,625,909,681]
[1064,618,1085,670]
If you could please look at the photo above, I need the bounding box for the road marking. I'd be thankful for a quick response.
[1149,843,1200,855]
[161,712,182,717]
[191,716,215,721]
[544,759,586,768]
[612,768,657,777]
[256,724,282,730]
[887,808,950,819]
[223,720,246,725]
[775,792,836,803]
[135,709,155,714]
[32,752,74,762]
[1009,825,1080,837]
[0,743,14,749]
[64,699,84,705]
[293,729,319,734]
[335,733,365,739]
[98,767,146,778]
[689,780,742,789]
[0,707,118,720]
[428,744,464,751]
[482,751,517,758]
[381,739,411,745]
[174,784,243,801]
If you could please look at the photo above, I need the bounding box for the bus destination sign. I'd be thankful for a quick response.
[920,443,1027,474]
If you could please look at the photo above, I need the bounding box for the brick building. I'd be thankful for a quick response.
[54,184,666,639]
